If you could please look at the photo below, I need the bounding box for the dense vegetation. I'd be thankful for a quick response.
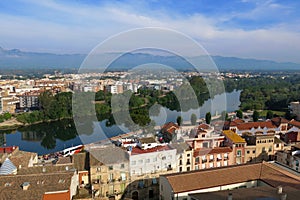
[224,75,300,116]
[14,74,300,127]
[16,92,73,124]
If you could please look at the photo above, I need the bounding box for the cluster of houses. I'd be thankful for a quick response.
[0,116,300,199]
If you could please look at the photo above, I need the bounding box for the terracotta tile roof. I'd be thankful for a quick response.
[193,148,213,157]
[9,151,37,168]
[193,147,232,157]
[236,121,276,130]
[271,117,289,126]
[72,152,89,171]
[0,171,74,200]
[288,119,300,128]
[130,145,172,155]
[222,130,246,143]
[163,163,262,193]
[17,164,74,175]
[162,162,300,194]
[161,122,179,134]
[56,157,72,165]
[198,124,210,130]
[209,147,232,154]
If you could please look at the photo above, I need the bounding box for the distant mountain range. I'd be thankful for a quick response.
[0,46,300,72]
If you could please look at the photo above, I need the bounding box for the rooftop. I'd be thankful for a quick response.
[89,145,129,166]
[222,130,246,143]
[189,185,300,200]
[161,162,300,194]
[130,145,173,155]
[0,171,74,200]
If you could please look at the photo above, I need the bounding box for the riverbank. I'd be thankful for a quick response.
[0,118,23,130]
[0,117,74,131]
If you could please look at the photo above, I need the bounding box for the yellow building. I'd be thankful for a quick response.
[89,146,130,200]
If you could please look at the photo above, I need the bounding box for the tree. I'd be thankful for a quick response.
[253,110,259,122]
[266,110,274,119]
[205,112,211,124]
[236,110,243,119]
[191,113,197,125]
[177,116,183,126]
[221,111,228,121]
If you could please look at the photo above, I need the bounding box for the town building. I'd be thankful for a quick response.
[276,144,300,172]
[160,162,300,200]
[89,145,130,199]
[289,101,300,120]
[169,142,193,172]
[222,130,247,164]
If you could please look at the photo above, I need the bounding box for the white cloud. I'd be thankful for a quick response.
[0,0,300,63]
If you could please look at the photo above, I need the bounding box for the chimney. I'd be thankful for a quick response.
[228,192,233,200]
[21,182,30,190]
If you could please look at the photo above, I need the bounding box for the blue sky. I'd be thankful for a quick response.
[0,0,300,62]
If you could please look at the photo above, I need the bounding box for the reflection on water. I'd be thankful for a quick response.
[0,90,240,155]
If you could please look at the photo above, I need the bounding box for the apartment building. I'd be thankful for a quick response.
[276,144,300,172]
[222,130,247,164]
[169,142,193,172]
[243,133,276,162]
[89,145,130,200]
[289,101,300,120]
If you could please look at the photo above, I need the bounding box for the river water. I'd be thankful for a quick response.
[0,90,241,155]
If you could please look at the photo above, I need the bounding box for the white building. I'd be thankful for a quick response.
[290,101,300,120]
[129,144,176,177]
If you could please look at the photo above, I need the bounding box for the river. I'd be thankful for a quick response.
[0,90,241,155]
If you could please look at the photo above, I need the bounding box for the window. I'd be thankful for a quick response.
[253,150,256,154]
[187,154,190,157]
[268,147,272,152]
[153,157,157,162]
[162,156,166,160]
[276,144,280,148]
[96,167,101,172]
[237,150,242,157]
[138,159,143,164]
[179,167,182,172]
[187,167,190,171]
[120,164,125,168]
[262,147,266,153]
[195,165,199,170]
[146,159,150,163]
[109,166,113,170]
[202,163,206,169]
[109,173,113,181]
[195,157,199,163]
[247,151,250,154]
[121,172,126,181]
[203,142,209,148]
[131,161,136,165]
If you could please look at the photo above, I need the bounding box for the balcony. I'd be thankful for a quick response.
[202,159,207,163]
[209,159,214,162]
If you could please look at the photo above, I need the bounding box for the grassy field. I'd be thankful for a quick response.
[259,110,285,117]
